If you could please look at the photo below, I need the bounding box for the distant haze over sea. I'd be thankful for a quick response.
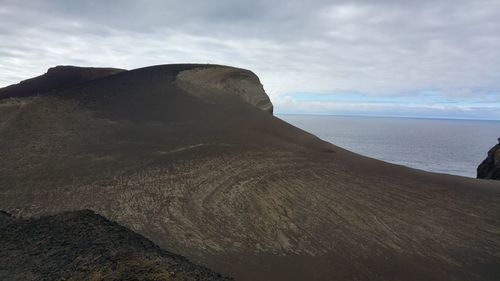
[279,114,500,178]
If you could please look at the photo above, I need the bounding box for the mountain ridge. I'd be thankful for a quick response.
[0,65,125,99]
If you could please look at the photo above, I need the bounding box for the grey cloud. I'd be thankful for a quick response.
[1,0,500,118]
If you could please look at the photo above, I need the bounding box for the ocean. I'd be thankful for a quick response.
[278,114,500,178]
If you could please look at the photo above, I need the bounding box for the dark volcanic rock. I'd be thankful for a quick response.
[477,138,500,180]
[0,210,231,281]
[0,65,125,99]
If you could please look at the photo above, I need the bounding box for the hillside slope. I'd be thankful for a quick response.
[0,210,231,281]
[1,64,500,281]
[0,65,124,99]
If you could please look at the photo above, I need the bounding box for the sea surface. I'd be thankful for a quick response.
[278,114,500,178]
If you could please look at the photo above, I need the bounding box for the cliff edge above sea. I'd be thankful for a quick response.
[478,138,500,180]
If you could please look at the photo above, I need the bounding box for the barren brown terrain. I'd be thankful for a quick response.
[1,64,499,280]
[0,210,231,281]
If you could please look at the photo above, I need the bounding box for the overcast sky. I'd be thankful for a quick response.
[1,0,500,119]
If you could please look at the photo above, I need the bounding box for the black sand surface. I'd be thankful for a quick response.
[1,64,499,280]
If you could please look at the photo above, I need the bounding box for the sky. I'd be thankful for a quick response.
[1,0,500,120]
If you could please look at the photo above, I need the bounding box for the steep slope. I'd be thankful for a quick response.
[1,64,500,281]
[176,66,273,113]
[478,138,500,180]
[0,210,231,281]
[0,65,125,99]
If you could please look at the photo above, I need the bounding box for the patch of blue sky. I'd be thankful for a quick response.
[283,89,500,105]
[277,89,500,120]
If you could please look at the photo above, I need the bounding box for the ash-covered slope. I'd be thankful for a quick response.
[0,210,231,281]
[0,65,125,99]
[1,64,500,281]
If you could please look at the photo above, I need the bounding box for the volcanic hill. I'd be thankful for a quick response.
[0,65,125,99]
[1,64,499,281]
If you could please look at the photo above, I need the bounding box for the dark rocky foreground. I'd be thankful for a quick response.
[478,138,500,180]
[1,64,500,280]
[0,210,231,281]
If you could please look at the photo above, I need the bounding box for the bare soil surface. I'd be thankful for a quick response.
[0,210,231,281]
[1,64,499,280]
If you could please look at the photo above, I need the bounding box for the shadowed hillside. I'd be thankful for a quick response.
[1,64,499,281]
[0,65,125,99]
[0,210,231,281]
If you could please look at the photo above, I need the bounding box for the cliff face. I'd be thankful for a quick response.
[477,138,500,180]
[176,65,273,114]
[0,210,231,281]
[1,64,500,281]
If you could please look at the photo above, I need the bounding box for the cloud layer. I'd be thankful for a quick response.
[1,0,500,118]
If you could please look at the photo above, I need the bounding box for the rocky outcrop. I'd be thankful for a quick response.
[176,65,273,114]
[0,210,231,281]
[477,138,500,180]
[0,65,125,99]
